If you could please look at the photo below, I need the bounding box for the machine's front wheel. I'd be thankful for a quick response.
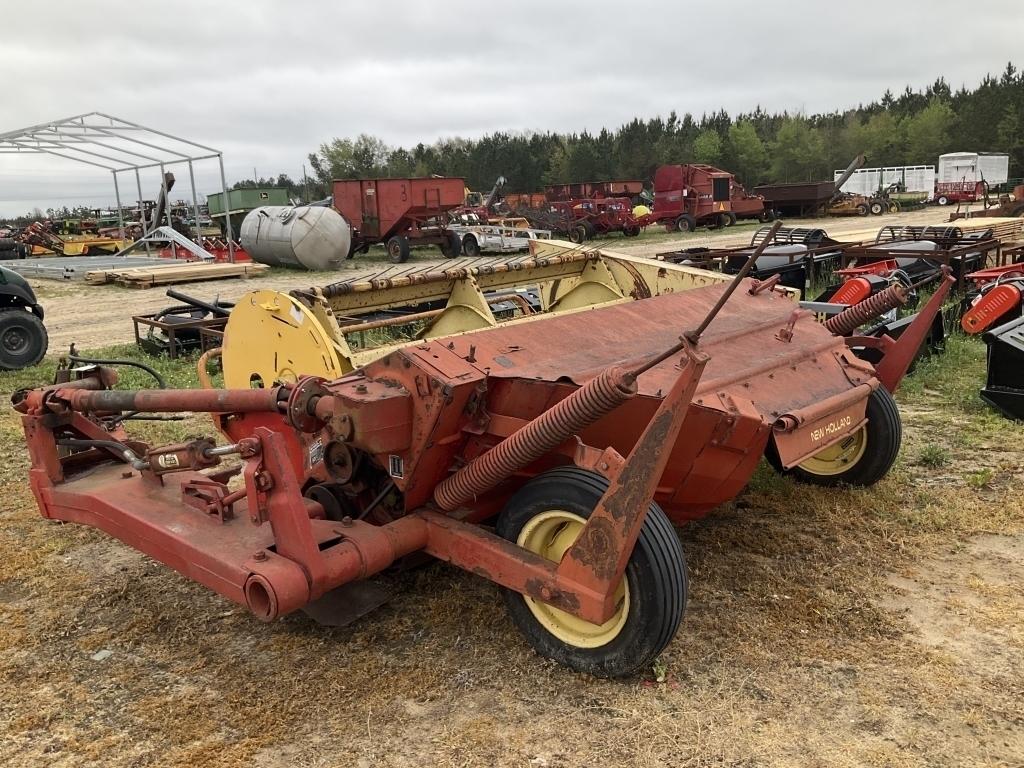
[785,387,902,487]
[675,214,696,232]
[568,224,588,244]
[496,467,686,678]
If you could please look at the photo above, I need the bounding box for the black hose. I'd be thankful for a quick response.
[66,349,167,389]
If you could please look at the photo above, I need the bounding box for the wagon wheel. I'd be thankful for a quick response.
[496,467,686,678]
[888,201,900,213]
[855,203,869,216]
[937,195,949,206]
[758,208,775,223]
[725,212,737,227]
[386,235,410,263]
[664,219,679,233]
[439,230,461,258]
[771,387,901,487]
[869,200,885,215]
[715,212,730,229]
[462,234,480,257]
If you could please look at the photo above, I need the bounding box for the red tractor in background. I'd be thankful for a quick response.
[650,164,769,232]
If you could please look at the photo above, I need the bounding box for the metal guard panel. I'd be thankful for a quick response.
[434,282,869,422]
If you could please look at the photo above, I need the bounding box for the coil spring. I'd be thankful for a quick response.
[825,283,908,336]
[433,366,637,511]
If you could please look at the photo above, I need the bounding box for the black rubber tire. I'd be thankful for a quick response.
[780,387,902,487]
[580,221,597,239]
[937,196,949,206]
[386,235,410,264]
[439,230,461,258]
[568,224,588,244]
[715,212,730,229]
[664,219,679,233]
[496,467,687,678]
[869,200,885,216]
[462,234,480,257]
[0,308,48,371]
[676,214,696,232]
[725,211,737,227]
[855,203,869,216]
[758,209,775,223]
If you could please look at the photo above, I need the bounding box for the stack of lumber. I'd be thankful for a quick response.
[958,216,1024,243]
[85,261,268,288]
[835,216,1023,245]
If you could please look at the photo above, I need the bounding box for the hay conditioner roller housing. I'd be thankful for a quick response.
[14,229,951,676]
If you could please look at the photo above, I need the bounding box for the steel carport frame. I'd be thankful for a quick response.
[0,111,235,261]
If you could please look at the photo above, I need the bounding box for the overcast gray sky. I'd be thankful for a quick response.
[1,0,1021,216]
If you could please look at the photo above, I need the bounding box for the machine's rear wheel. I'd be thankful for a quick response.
[725,211,737,227]
[855,203,869,216]
[0,308,47,371]
[758,209,776,223]
[439,230,461,258]
[781,387,902,487]
[462,234,480,257]
[675,214,696,232]
[869,200,885,215]
[937,195,949,206]
[496,467,686,678]
[386,235,410,263]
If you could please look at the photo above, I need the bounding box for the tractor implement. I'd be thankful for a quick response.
[13,228,948,677]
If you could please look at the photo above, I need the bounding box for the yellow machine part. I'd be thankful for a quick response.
[221,289,345,388]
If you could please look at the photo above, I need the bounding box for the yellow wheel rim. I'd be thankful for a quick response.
[517,510,629,648]
[798,426,868,476]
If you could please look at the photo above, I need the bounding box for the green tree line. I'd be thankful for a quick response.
[301,63,1023,195]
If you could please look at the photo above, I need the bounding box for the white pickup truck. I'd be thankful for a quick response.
[447,214,551,257]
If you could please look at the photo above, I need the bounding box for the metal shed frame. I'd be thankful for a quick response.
[0,111,235,261]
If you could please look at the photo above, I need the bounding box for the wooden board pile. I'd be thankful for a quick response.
[835,216,1024,246]
[85,261,268,288]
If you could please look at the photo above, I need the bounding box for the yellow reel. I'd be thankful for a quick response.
[221,290,344,388]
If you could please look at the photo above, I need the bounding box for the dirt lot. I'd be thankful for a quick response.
[1,210,1022,767]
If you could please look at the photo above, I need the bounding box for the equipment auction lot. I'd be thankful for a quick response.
[1,210,1022,767]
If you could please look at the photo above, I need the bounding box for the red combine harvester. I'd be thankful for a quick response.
[332,177,466,263]
[12,226,953,677]
[650,164,764,231]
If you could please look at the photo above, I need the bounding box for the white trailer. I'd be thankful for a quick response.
[834,165,935,195]
[937,152,1009,185]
